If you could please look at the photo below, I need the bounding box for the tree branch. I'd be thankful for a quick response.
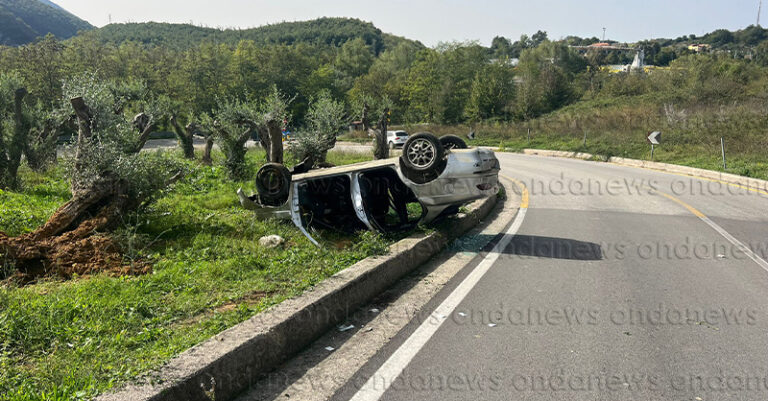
[132,113,155,153]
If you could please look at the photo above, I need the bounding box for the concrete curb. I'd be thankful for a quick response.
[522,149,768,193]
[98,193,499,401]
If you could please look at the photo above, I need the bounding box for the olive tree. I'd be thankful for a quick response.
[0,73,185,281]
[289,91,347,165]
[0,73,27,189]
[358,96,393,160]
[204,87,290,179]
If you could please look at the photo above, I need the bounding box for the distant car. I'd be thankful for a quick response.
[237,133,499,246]
[386,130,408,149]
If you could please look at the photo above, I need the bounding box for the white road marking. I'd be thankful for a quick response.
[649,186,768,274]
[700,216,768,273]
[349,204,528,401]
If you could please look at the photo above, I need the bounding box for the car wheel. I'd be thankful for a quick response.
[256,163,291,206]
[400,133,446,184]
[440,134,468,150]
[389,141,395,150]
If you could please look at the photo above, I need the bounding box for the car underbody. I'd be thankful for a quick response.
[238,135,500,246]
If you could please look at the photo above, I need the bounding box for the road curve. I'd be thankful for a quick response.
[340,152,768,401]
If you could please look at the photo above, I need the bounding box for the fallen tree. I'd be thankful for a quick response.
[0,75,184,283]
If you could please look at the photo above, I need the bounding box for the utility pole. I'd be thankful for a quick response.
[602,27,606,41]
[758,0,763,27]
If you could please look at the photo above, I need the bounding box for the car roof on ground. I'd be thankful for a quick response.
[292,148,478,181]
[293,158,398,180]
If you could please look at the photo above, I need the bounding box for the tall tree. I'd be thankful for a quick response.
[465,62,516,122]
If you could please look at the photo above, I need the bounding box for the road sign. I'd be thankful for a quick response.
[647,131,661,145]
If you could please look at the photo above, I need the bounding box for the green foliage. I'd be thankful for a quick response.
[290,91,348,163]
[203,98,260,179]
[61,73,185,199]
[515,41,586,119]
[465,61,516,122]
[333,37,375,92]
[403,42,489,124]
[349,41,421,120]
[92,18,420,53]
[0,0,92,46]
[203,87,291,179]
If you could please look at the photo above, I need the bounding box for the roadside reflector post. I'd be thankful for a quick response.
[646,131,661,161]
[721,137,727,170]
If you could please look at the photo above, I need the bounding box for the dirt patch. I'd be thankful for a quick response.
[175,291,272,328]
[0,220,151,285]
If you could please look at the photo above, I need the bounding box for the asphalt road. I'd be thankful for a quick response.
[331,152,768,401]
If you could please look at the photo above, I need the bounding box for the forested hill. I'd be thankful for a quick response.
[93,18,423,54]
[0,0,92,46]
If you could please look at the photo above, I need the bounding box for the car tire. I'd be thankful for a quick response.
[256,163,291,206]
[400,132,446,184]
[439,134,468,150]
[389,141,395,150]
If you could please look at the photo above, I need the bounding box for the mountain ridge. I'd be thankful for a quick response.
[0,0,92,46]
[91,18,423,53]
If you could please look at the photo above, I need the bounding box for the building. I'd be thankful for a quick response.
[688,44,712,53]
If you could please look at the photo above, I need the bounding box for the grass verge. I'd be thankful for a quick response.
[0,148,392,401]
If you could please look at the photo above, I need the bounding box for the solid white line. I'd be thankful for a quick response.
[699,216,768,273]
[349,207,528,401]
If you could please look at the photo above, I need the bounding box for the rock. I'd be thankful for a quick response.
[259,235,285,248]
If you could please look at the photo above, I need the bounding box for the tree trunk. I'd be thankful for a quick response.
[260,119,284,164]
[362,103,390,160]
[170,115,195,159]
[0,88,29,188]
[131,113,155,154]
[373,108,390,160]
[202,134,214,165]
[0,97,156,283]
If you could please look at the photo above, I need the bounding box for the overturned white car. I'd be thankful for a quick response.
[238,133,500,245]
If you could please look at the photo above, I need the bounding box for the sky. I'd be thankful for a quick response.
[54,0,764,46]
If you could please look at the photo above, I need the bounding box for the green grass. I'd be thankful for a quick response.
[0,148,393,401]
[393,96,768,180]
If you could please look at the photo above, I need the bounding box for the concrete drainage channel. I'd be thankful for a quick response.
[98,189,503,401]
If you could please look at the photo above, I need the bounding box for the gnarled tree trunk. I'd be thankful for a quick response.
[0,97,168,283]
[0,88,29,189]
[264,118,284,164]
[362,103,390,160]
[170,115,196,159]
[202,134,214,166]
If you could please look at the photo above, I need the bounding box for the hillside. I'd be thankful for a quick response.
[0,0,92,46]
[93,17,423,53]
